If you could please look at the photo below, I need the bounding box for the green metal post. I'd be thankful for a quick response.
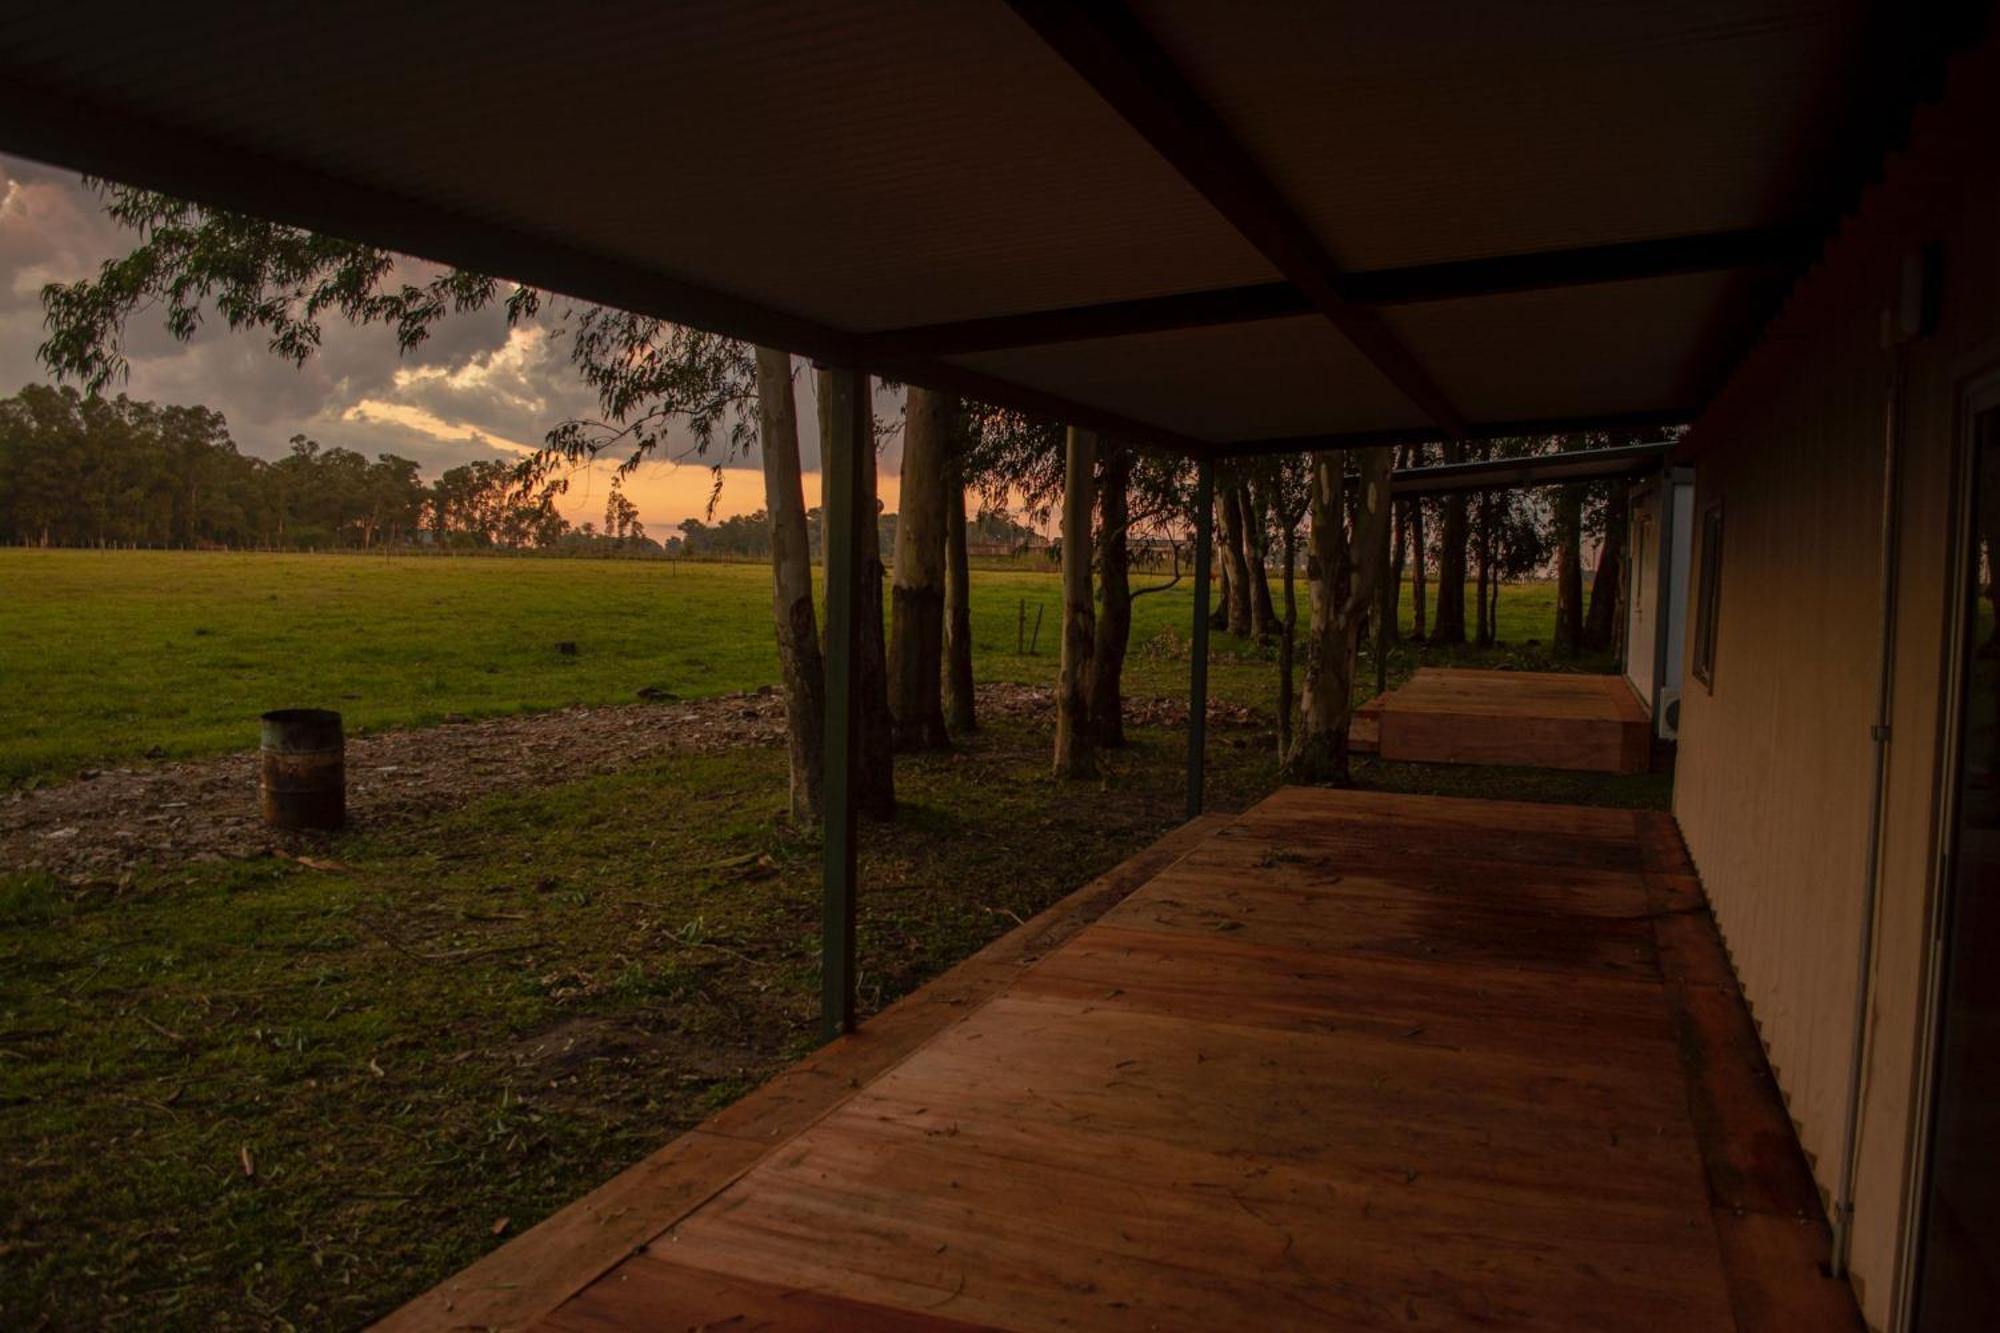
[1187,458,1214,818]
[818,365,861,1040]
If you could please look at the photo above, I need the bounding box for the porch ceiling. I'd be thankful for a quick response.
[0,1,1973,452]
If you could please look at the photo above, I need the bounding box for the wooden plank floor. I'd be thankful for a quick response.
[1356,668,1651,773]
[385,790,1857,1332]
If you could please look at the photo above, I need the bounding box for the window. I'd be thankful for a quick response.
[1691,501,1723,689]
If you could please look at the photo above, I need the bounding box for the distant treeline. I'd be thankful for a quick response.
[0,384,1051,558]
[673,507,1044,561]
[0,384,592,551]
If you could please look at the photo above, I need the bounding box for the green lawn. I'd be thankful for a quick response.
[0,548,1579,784]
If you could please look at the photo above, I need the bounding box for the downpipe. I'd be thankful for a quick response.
[1830,343,1909,1279]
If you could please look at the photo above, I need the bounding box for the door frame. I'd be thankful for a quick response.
[1894,365,2000,1329]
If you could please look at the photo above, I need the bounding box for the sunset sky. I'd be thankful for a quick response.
[0,152,915,536]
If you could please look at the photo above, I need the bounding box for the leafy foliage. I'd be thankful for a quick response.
[39,186,525,391]
[37,182,756,502]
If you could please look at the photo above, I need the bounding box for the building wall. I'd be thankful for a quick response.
[1673,42,2000,1331]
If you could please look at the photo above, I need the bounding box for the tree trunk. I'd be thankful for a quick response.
[1583,488,1627,650]
[1217,482,1253,636]
[1242,481,1276,640]
[1284,446,1393,784]
[754,347,824,824]
[1053,427,1098,778]
[1090,442,1132,749]
[888,387,951,751]
[1277,522,1298,759]
[1210,503,1232,631]
[817,367,895,817]
[943,446,976,734]
[1409,447,1428,640]
[1554,483,1584,657]
[1475,490,1495,646]
[1432,443,1468,644]
[1386,491,1405,646]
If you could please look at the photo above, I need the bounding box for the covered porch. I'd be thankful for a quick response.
[383,787,1853,1331]
[3,2,1986,1325]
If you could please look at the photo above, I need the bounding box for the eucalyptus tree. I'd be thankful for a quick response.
[0,384,450,550]
[36,182,890,821]
[1239,478,1277,640]
[1463,437,1555,645]
[1091,439,1134,749]
[754,346,825,819]
[888,387,953,751]
[1093,444,1195,749]
[1583,485,1629,651]
[1553,482,1586,657]
[955,402,1195,756]
[957,401,1064,738]
[1052,427,1098,778]
[1284,446,1394,784]
[1430,441,1471,644]
[1405,443,1428,639]
[942,442,976,734]
[1246,456,1311,757]
[1214,477,1253,636]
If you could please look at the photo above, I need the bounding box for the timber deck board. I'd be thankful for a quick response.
[1357,667,1653,773]
[385,789,1857,1332]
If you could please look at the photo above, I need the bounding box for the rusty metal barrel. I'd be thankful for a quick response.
[259,708,345,830]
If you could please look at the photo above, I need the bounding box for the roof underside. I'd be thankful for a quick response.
[0,1,1975,454]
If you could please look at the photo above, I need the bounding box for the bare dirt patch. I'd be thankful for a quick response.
[1,690,788,881]
[1,683,1260,884]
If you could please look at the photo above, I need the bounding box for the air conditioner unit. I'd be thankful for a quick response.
[1658,687,1682,742]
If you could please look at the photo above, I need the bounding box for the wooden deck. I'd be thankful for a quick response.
[1355,668,1652,773]
[381,789,1855,1332]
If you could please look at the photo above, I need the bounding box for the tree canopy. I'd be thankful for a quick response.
[0,384,567,551]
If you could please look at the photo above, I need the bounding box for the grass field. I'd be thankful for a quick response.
[0,548,1644,1328]
[0,548,1580,784]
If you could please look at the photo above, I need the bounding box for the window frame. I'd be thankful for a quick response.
[1690,500,1724,690]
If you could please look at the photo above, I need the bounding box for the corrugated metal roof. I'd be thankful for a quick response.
[0,0,1961,449]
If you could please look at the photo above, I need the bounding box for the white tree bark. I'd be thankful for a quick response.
[1285,445,1393,783]
[755,347,824,822]
[1053,426,1098,778]
[889,387,951,750]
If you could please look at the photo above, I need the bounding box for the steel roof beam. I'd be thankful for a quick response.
[858,228,1805,360]
[1005,0,1469,439]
